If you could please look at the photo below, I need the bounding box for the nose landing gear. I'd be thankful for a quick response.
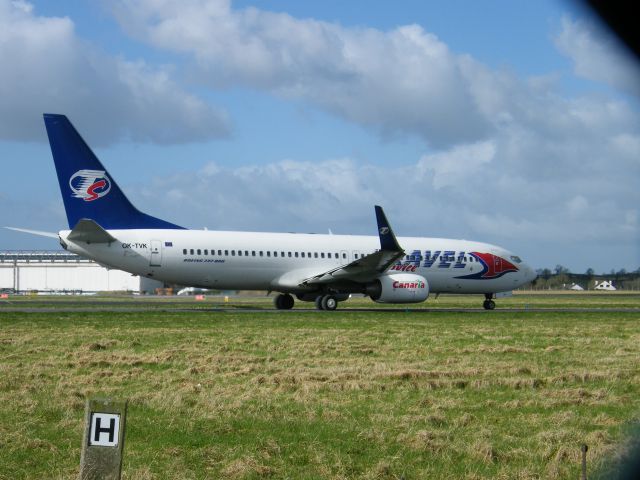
[483,293,496,310]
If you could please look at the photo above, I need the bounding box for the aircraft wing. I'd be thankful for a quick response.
[300,206,405,287]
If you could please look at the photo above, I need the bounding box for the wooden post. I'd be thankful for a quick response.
[79,398,128,480]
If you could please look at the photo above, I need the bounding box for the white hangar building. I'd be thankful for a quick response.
[0,251,161,294]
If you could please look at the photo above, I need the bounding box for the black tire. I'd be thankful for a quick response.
[321,295,337,311]
[315,296,324,310]
[274,294,294,310]
[282,294,294,309]
[483,299,496,310]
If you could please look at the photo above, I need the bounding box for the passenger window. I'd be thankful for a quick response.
[218,250,222,256]
[204,249,208,255]
[225,250,229,256]
[314,253,318,258]
[183,249,187,255]
[281,252,285,257]
[252,251,256,256]
[190,249,194,255]
[343,253,347,259]
[238,251,242,256]
[301,252,305,258]
[321,253,325,258]
[231,250,235,256]
[334,253,338,258]
[288,252,292,257]
[267,251,271,257]
[259,251,263,257]
[274,252,278,257]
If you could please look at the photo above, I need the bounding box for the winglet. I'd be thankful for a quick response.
[67,219,117,244]
[375,205,402,252]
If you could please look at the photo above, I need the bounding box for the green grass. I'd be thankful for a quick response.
[1,295,639,479]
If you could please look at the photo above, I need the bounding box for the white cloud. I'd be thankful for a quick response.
[0,0,230,144]
[417,141,495,189]
[111,0,491,147]
[130,139,637,255]
[555,17,640,97]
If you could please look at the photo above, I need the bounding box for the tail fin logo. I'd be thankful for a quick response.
[69,170,111,202]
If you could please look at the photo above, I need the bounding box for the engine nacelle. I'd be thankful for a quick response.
[367,273,429,304]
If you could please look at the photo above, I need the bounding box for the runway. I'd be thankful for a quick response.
[1,303,638,314]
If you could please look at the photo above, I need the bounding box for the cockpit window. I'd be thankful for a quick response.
[510,255,522,264]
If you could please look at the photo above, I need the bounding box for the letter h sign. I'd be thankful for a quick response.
[90,413,120,447]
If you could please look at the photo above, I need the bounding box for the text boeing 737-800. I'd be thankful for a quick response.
[7,114,537,310]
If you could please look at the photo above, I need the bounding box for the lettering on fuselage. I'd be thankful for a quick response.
[183,258,225,263]
[390,250,519,280]
[121,243,148,249]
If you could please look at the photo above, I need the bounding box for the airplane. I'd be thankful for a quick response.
[7,114,537,310]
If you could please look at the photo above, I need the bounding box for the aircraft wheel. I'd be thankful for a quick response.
[274,293,294,310]
[315,296,324,310]
[483,299,496,310]
[321,295,338,311]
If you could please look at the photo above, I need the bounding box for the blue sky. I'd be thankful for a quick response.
[0,0,638,273]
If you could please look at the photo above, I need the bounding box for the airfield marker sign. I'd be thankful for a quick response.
[80,398,127,480]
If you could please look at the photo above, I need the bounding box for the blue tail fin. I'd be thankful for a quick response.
[44,114,184,230]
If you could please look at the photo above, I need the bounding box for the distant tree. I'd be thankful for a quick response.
[542,268,552,278]
[616,268,627,276]
[585,268,595,276]
[554,264,569,275]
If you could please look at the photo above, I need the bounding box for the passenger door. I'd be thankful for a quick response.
[150,240,162,267]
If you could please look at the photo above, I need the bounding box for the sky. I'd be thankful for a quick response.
[0,0,638,274]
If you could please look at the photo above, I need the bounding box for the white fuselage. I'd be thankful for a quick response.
[60,228,536,296]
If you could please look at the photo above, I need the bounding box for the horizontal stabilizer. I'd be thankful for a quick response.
[67,219,117,244]
[4,227,58,239]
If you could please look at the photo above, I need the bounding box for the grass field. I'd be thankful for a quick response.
[1,293,639,479]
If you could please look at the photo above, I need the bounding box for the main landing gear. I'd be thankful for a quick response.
[273,293,340,310]
[483,293,496,310]
[315,294,338,311]
[274,293,295,310]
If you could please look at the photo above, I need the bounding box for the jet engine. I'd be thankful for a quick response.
[366,273,429,304]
